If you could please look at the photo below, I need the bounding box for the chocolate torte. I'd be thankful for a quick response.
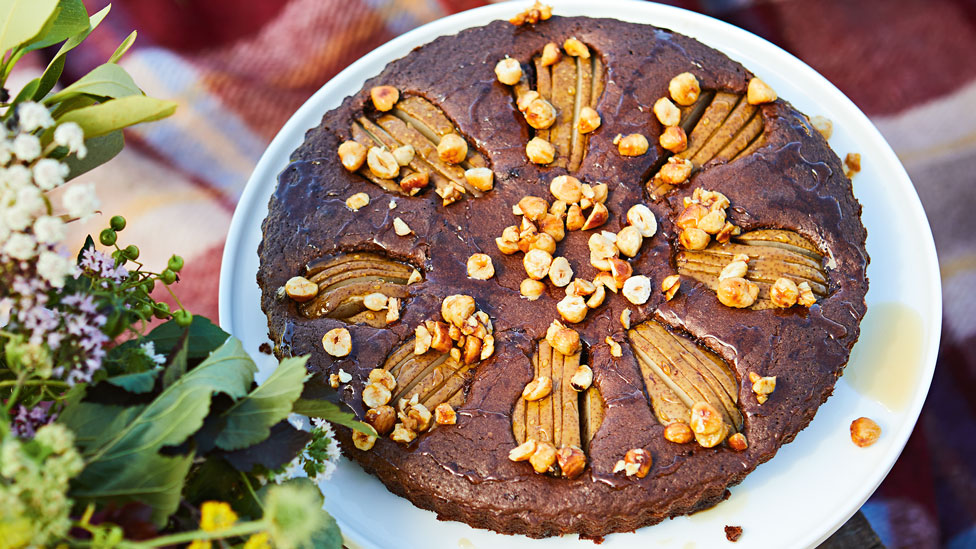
[258,6,868,539]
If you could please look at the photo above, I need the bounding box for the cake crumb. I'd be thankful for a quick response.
[724,525,743,542]
[258,342,272,355]
[844,152,861,177]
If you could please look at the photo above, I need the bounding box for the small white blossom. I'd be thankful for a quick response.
[53,122,86,159]
[4,186,45,231]
[18,102,55,133]
[0,298,12,329]
[12,134,41,162]
[0,218,9,245]
[37,252,74,288]
[62,182,99,220]
[32,159,68,191]
[3,233,35,260]
[140,341,167,365]
[0,139,11,165]
[33,216,64,244]
[1,165,32,189]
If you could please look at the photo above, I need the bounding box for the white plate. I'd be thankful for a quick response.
[219,1,941,547]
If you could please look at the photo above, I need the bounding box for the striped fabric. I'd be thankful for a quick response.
[29,0,976,546]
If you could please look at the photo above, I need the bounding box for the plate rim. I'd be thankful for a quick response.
[218,1,942,547]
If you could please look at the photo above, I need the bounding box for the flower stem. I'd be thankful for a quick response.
[118,520,266,548]
[240,472,264,512]
[2,371,28,413]
[0,379,68,389]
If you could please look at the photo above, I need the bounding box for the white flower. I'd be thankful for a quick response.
[12,134,41,162]
[33,216,64,244]
[62,183,99,220]
[17,102,55,133]
[53,122,86,159]
[0,298,12,329]
[0,139,11,165]
[140,341,167,365]
[3,233,35,260]
[37,251,73,288]
[0,218,9,245]
[3,186,45,231]
[32,159,68,191]
[1,165,32,190]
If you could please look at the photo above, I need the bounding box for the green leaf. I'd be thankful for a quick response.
[37,3,109,90]
[8,77,39,109]
[108,30,136,64]
[50,94,96,119]
[0,0,58,58]
[310,510,343,549]
[215,356,310,451]
[45,63,142,104]
[292,398,376,437]
[32,53,64,100]
[60,402,143,453]
[161,332,189,389]
[64,129,123,181]
[106,368,160,394]
[23,0,88,52]
[53,95,177,139]
[147,316,230,360]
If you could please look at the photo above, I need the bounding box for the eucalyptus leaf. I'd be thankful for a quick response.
[50,94,95,120]
[108,30,137,64]
[54,95,177,139]
[45,63,142,104]
[64,129,123,181]
[292,398,377,437]
[23,0,88,52]
[7,77,39,110]
[0,0,58,58]
[41,4,110,79]
[215,356,309,451]
[32,53,64,100]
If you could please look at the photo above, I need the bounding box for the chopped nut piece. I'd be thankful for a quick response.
[370,85,399,111]
[770,277,799,308]
[659,156,693,185]
[338,369,352,383]
[590,252,612,272]
[717,277,759,308]
[719,255,749,280]
[676,203,707,230]
[449,324,462,342]
[480,334,495,360]
[518,195,550,222]
[517,90,540,113]
[363,292,388,311]
[392,144,415,167]
[662,274,680,301]
[463,167,494,192]
[690,401,728,448]
[441,295,476,327]
[538,214,565,242]
[606,336,622,357]
[530,441,558,474]
[578,106,601,134]
[589,183,609,204]
[368,368,396,391]
[449,347,461,362]
[366,405,396,435]
[567,278,596,297]
[563,37,590,58]
[697,209,726,234]
[653,97,681,126]
[520,278,547,300]
[565,203,585,230]
[811,115,833,140]
[462,335,482,364]
[362,382,392,408]
[850,417,881,448]
[466,253,495,280]
[496,236,520,255]
[663,422,693,444]
[367,146,399,179]
[609,258,633,288]
[322,328,352,357]
[617,133,649,156]
[557,295,588,323]
[525,98,557,130]
[549,175,583,203]
[797,281,816,307]
[526,137,555,164]
[523,248,554,280]
[556,446,587,479]
[568,363,594,391]
[400,402,433,433]
[679,227,710,250]
[586,285,606,308]
[329,373,340,389]
[581,202,609,231]
[747,77,777,105]
[509,439,538,461]
[434,403,457,425]
[626,204,657,238]
[414,324,433,354]
[620,309,631,329]
[407,269,423,285]
[540,41,562,66]
[523,376,553,401]
[399,171,429,193]
[386,297,400,323]
[844,152,861,177]
[549,199,568,217]
[725,526,743,543]
[612,460,626,474]
[352,430,377,451]
[594,272,617,293]
[390,423,417,444]
[546,320,581,356]
[615,226,644,258]
[669,72,700,106]
[494,57,522,86]
[437,133,468,165]
[338,140,367,171]
[749,372,776,404]
[622,275,651,305]
[693,188,731,211]
[728,433,748,451]
[715,221,739,244]
[284,276,318,302]
[345,192,370,212]
[508,1,552,25]
[659,125,688,153]
[623,448,652,478]
[548,256,573,287]
[392,217,412,236]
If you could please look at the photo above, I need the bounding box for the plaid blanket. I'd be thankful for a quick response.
[23,0,973,546]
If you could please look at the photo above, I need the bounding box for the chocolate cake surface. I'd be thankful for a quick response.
[257,13,868,539]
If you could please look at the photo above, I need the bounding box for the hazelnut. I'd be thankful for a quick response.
[622,275,651,305]
[464,167,494,192]
[589,183,609,204]
[408,269,423,285]
[547,320,581,356]
[538,214,565,242]
[626,204,657,238]
[345,192,370,212]
[508,1,551,25]
[586,285,606,308]
[617,133,649,156]
[434,403,457,425]
[659,156,693,184]
[523,248,554,280]
[715,221,740,244]
[548,256,574,287]
[366,405,397,435]
[437,133,468,164]
[797,281,816,307]
[517,90,540,112]
[329,373,340,389]
[679,227,710,250]
[676,203,708,229]
[338,140,367,171]
[392,217,412,236]
[850,417,881,448]
[661,274,680,301]
[567,278,596,297]
[557,446,587,479]
[770,277,799,308]
[747,77,777,105]
[509,439,538,461]
[352,430,377,451]
[663,422,693,444]
[467,253,495,280]
[613,460,626,474]
[565,204,586,230]
[390,423,417,444]
[428,320,454,353]
[697,209,727,234]
[522,376,553,401]
[462,335,482,364]
[719,255,749,280]
[540,42,562,66]
[449,324,463,342]
[520,278,547,300]
[442,294,476,327]
[659,125,688,153]
[594,272,618,293]
[494,57,523,86]
[496,236,520,255]
[285,276,318,302]
[581,202,609,231]
[386,297,400,324]
[370,85,399,111]
[609,258,633,288]
[392,144,415,166]
[525,98,557,130]
[549,199,568,217]
[368,368,396,391]
[400,402,432,433]
[615,226,644,258]
[653,97,681,126]
[694,188,730,211]
[606,336,622,357]
[338,369,352,383]
[570,364,593,391]
[480,334,495,360]
[363,292,388,311]
[414,324,432,354]
[563,37,590,58]
[845,152,861,176]
[557,295,588,323]
[690,402,728,448]
[717,277,759,308]
[578,106,601,134]
[400,171,429,193]
[549,175,583,203]
[728,432,748,451]
[322,327,352,357]
[367,147,399,179]
[669,72,700,106]
[811,115,833,140]
[623,448,652,478]
[526,137,555,164]
[620,308,631,329]
[530,441,558,474]
[590,253,613,273]
[362,382,392,408]
[518,195,550,222]
[749,372,776,404]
